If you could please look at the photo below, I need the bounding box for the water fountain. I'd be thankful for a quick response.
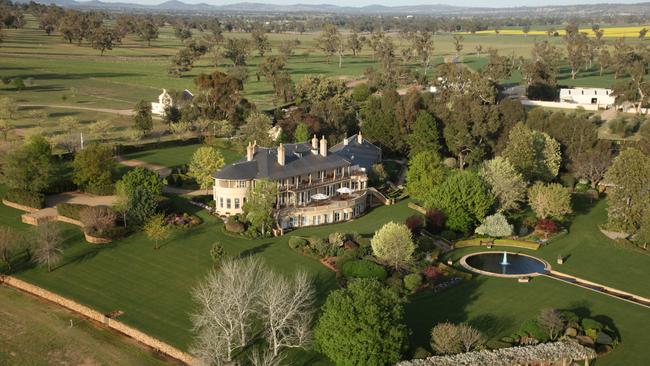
[500,252,510,266]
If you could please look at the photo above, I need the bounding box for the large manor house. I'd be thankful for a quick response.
[212,134,382,229]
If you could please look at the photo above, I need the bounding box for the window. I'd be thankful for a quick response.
[301,216,307,226]
[226,199,231,209]
[234,198,240,209]
[334,212,340,221]
[220,197,224,208]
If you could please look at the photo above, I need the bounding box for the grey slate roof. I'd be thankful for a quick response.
[213,135,381,180]
[330,134,382,171]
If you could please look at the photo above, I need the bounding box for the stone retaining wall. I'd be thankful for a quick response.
[548,270,650,306]
[2,199,40,213]
[0,275,195,365]
[599,228,630,240]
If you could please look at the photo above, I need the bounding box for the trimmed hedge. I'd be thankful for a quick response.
[341,259,388,281]
[225,219,245,233]
[455,238,541,250]
[4,189,45,209]
[288,236,307,249]
[56,203,90,220]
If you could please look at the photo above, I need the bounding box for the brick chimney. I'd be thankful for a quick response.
[320,136,328,157]
[343,133,348,146]
[277,143,285,166]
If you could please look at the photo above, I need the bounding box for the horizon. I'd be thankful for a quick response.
[73,0,648,8]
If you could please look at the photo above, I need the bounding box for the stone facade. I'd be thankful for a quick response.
[213,134,380,229]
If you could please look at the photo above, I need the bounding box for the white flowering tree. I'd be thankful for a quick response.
[475,213,513,238]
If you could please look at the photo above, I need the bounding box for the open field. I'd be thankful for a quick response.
[465,25,650,38]
[0,15,643,152]
[122,142,241,168]
[0,285,176,365]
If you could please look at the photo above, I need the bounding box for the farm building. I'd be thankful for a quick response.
[559,87,615,108]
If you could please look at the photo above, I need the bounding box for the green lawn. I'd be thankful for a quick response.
[405,276,650,366]
[122,143,241,168]
[2,195,413,360]
[444,195,650,299]
[0,286,175,365]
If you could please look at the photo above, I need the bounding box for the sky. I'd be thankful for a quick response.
[93,0,647,7]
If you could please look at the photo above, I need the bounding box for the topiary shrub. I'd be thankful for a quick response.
[405,214,424,235]
[404,273,423,293]
[341,259,388,281]
[288,236,307,249]
[328,232,345,247]
[4,189,45,209]
[225,218,245,233]
[56,203,89,220]
[312,238,336,257]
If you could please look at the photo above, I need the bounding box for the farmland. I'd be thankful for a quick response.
[1,16,646,147]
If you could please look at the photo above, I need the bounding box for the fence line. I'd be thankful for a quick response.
[0,275,196,365]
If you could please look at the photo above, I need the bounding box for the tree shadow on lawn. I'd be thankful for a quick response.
[404,278,487,353]
[239,242,273,258]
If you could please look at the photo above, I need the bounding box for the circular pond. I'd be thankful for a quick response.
[460,251,550,278]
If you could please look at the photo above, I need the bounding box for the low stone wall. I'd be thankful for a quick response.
[2,199,40,213]
[0,275,195,365]
[57,215,83,227]
[521,99,600,111]
[548,270,650,306]
[599,228,629,240]
[84,232,112,244]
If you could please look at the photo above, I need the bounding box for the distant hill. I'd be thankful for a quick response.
[14,0,650,16]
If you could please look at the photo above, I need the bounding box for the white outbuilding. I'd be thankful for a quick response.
[151,89,194,116]
[559,87,616,108]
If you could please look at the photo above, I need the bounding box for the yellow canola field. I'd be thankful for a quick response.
[461,25,650,38]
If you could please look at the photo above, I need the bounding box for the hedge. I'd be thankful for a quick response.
[341,259,388,281]
[4,189,45,209]
[288,236,307,249]
[225,219,245,233]
[455,238,540,250]
[56,203,90,220]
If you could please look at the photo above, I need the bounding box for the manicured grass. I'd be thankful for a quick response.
[0,286,174,365]
[445,195,650,299]
[3,196,413,358]
[405,276,650,366]
[122,143,241,168]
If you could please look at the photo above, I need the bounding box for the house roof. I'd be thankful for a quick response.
[330,134,382,171]
[213,135,381,181]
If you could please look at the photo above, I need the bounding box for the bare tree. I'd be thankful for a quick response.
[191,257,268,364]
[538,308,566,341]
[0,226,20,273]
[32,222,64,272]
[248,347,285,366]
[458,324,485,352]
[260,270,315,357]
